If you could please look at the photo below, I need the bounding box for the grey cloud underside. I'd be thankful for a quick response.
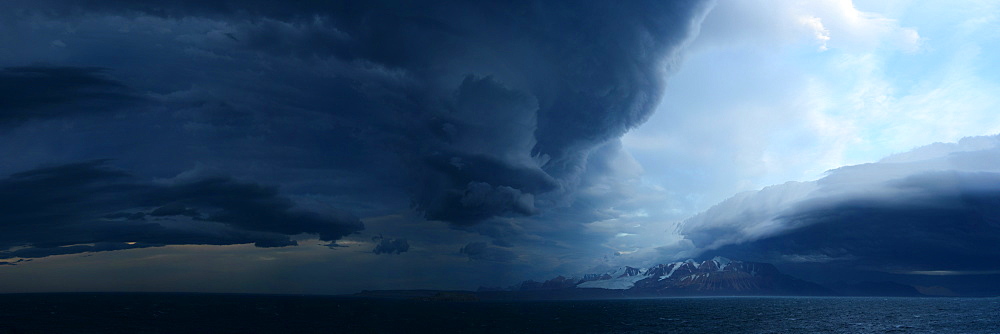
[681,135,1000,285]
[709,172,1000,267]
[0,259,31,266]
[0,67,140,122]
[372,237,410,255]
[0,161,363,259]
[6,0,710,226]
[459,241,517,263]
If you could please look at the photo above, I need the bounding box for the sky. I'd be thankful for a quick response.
[1,0,999,295]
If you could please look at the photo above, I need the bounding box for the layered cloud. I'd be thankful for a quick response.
[2,0,711,227]
[0,66,141,123]
[678,134,1000,282]
[0,0,715,272]
[0,161,363,259]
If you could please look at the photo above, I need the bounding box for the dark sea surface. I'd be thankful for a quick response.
[0,293,997,333]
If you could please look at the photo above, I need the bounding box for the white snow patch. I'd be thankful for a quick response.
[577,274,648,290]
[606,266,646,277]
[659,262,687,281]
[712,256,732,271]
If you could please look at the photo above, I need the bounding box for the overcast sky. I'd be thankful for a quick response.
[1,0,999,295]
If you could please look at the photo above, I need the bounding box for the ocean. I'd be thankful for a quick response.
[0,293,997,333]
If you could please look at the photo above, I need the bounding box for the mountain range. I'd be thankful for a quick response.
[476,257,926,299]
[354,257,925,301]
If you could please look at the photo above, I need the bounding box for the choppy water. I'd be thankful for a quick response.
[0,294,997,333]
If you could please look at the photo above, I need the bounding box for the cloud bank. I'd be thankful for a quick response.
[0,161,363,259]
[677,134,1000,285]
[372,236,410,255]
[0,0,712,267]
[0,66,140,122]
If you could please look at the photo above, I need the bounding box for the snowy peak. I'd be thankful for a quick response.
[629,259,818,295]
[711,256,732,271]
[503,257,834,296]
[576,258,748,290]
[619,266,645,278]
[647,261,695,281]
[696,256,734,271]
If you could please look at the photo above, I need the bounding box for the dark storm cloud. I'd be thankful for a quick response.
[680,135,1000,283]
[372,237,410,255]
[7,0,711,226]
[145,176,363,241]
[0,161,363,259]
[0,0,715,277]
[459,241,517,263]
[709,171,1000,270]
[0,66,140,122]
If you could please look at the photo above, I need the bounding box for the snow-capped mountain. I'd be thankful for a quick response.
[509,257,832,296]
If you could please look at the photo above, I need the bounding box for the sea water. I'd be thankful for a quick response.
[0,294,997,333]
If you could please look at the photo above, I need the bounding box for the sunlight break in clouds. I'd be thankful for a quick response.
[616,0,1000,272]
[2,0,1000,295]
